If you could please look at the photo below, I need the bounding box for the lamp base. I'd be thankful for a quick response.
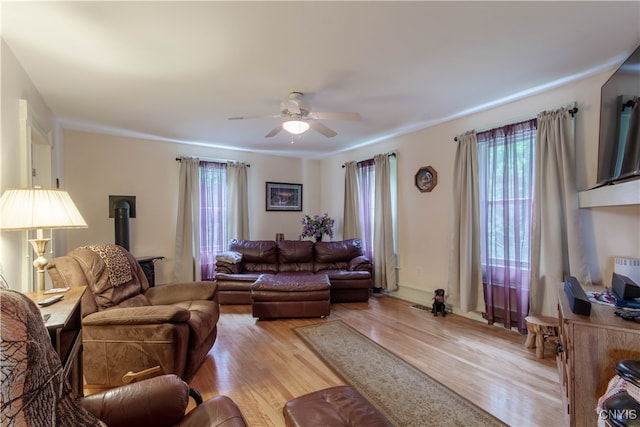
[29,237,50,291]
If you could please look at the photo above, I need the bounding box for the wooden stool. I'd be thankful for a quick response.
[524,315,558,359]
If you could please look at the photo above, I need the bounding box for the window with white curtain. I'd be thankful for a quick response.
[477,119,536,332]
[356,159,375,261]
[199,161,227,280]
[354,155,398,265]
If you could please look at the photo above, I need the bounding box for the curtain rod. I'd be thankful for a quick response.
[175,156,250,167]
[453,107,579,142]
[341,152,396,168]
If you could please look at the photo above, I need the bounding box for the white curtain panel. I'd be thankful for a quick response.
[227,162,250,240]
[529,108,592,316]
[373,154,397,291]
[448,131,484,312]
[174,157,201,282]
[342,161,361,240]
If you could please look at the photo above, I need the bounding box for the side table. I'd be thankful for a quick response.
[136,256,164,287]
[524,315,558,359]
[26,286,86,396]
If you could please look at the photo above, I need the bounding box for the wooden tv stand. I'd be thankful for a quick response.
[556,284,640,426]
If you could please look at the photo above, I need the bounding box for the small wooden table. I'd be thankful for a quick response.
[25,286,86,396]
[524,315,558,359]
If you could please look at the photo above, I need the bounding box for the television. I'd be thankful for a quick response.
[596,44,640,187]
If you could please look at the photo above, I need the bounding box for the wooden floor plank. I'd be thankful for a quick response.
[187,295,563,426]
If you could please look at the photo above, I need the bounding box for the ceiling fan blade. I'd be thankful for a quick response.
[308,111,361,121]
[265,125,282,138]
[309,121,337,138]
[228,114,280,120]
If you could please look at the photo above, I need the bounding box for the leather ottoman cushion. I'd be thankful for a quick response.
[252,274,330,292]
[251,274,330,302]
[283,385,392,427]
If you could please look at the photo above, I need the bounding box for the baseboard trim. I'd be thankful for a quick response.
[386,286,486,323]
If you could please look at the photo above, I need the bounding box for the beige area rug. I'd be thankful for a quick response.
[295,320,508,427]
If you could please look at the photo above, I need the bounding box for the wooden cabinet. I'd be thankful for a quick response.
[26,286,86,396]
[557,284,640,426]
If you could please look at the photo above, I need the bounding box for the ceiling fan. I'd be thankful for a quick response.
[228,92,361,138]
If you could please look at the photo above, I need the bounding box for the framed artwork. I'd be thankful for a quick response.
[415,166,437,192]
[266,182,303,211]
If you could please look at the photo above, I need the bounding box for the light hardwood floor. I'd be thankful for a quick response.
[187,295,564,427]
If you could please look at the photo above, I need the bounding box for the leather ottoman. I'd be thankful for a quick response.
[251,273,331,319]
[283,385,392,427]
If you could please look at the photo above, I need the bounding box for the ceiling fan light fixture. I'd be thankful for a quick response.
[282,120,309,135]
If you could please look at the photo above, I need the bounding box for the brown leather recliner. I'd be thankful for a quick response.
[46,244,220,387]
[0,288,247,427]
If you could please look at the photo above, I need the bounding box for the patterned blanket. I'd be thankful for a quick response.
[83,244,132,286]
[0,289,104,426]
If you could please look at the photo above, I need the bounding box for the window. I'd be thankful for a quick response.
[199,161,227,280]
[354,155,398,268]
[356,159,375,261]
[477,119,536,330]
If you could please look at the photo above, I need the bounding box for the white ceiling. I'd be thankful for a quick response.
[2,1,640,158]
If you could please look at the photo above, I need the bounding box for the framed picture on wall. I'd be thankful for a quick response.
[415,166,437,192]
[266,182,303,211]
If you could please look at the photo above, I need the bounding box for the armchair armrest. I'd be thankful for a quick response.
[348,255,372,272]
[178,395,248,427]
[82,305,190,326]
[145,281,218,305]
[81,374,190,427]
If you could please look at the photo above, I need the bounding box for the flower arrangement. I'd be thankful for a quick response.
[300,213,334,241]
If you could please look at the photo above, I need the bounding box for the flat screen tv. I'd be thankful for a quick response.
[596,44,640,187]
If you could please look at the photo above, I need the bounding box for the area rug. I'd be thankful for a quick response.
[294,320,508,427]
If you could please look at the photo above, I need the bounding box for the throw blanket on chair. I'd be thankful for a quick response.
[83,244,132,286]
[0,289,104,426]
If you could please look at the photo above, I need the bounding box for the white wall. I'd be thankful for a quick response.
[3,39,638,317]
[62,131,321,284]
[321,71,640,316]
[0,40,58,291]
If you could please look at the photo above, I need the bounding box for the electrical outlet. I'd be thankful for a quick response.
[416,267,423,277]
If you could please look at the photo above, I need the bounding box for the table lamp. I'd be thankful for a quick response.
[0,187,87,291]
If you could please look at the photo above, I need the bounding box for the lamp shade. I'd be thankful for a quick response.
[282,120,310,135]
[0,187,87,230]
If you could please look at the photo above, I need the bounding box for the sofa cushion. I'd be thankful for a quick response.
[314,239,363,263]
[278,240,314,272]
[229,240,277,263]
[278,240,313,262]
[229,240,278,273]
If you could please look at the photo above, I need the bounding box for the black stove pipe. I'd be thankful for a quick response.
[114,199,131,251]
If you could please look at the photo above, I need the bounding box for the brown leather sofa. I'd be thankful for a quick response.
[46,244,220,387]
[0,288,247,427]
[215,239,373,304]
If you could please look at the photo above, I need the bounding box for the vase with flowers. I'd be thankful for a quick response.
[300,213,334,242]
